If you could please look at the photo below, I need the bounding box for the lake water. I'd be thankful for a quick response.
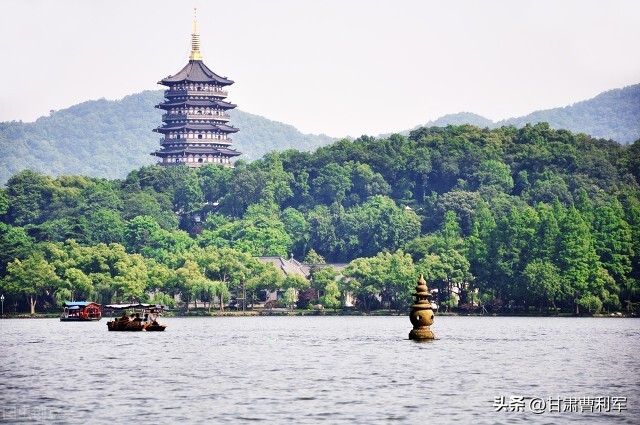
[0,316,638,424]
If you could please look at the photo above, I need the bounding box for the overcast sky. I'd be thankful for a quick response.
[1,0,639,137]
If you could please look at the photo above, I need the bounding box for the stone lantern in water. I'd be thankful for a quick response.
[409,274,435,340]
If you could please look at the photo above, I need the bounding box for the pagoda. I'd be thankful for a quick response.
[152,9,241,167]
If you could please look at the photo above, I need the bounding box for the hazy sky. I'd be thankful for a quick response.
[1,0,639,137]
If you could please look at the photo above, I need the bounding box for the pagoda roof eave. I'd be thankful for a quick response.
[152,147,242,156]
[215,124,239,133]
[156,99,237,110]
[155,123,240,134]
[159,60,234,86]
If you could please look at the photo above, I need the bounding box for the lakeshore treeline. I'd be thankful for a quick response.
[1,123,639,315]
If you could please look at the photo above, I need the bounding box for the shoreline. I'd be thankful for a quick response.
[1,311,635,319]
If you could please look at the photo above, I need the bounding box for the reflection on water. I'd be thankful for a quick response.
[0,316,638,424]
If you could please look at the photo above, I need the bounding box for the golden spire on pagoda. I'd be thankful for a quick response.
[189,8,203,61]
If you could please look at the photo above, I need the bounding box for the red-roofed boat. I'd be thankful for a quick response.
[60,302,102,321]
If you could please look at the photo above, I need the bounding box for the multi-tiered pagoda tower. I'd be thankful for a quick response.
[152,10,241,167]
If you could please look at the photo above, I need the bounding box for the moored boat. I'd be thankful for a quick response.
[60,302,102,321]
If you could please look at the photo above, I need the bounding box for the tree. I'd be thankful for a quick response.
[310,266,339,300]
[112,253,148,303]
[0,225,35,275]
[245,263,282,309]
[193,277,220,312]
[592,200,633,285]
[521,259,562,312]
[466,201,496,292]
[558,206,600,314]
[320,279,341,312]
[434,191,480,235]
[283,287,298,311]
[86,209,125,244]
[224,162,269,217]
[533,202,560,263]
[490,205,538,304]
[342,251,416,312]
[312,163,352,204]
[124,215,162,253]
[473,160,514,193]
[2,255,59,315]
[304,249,325,265]
[198,204,291,257]
[306,205,340,261]
[60,267,94,302]
[174,170,204,216]
[282,207,308,258]
[282,274,309,310]
[197,164,233,205]
[338,196,421,261]
[195,247,261,311]
[347,161,391,204]
[171,260,203,311]
[5,170,56,226]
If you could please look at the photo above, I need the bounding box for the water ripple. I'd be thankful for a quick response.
[0,316,638,424]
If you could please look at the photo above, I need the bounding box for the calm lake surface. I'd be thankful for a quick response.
[0,316,638,424]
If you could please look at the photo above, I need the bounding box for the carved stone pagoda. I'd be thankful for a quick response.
[152,10,241,167]
[408,275,436,340]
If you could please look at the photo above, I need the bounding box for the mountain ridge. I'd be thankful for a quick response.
[414,84,639,143]
[0,83,638,185]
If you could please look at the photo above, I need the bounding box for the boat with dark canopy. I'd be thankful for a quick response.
[105,303,168,331]
[60,302,102,321]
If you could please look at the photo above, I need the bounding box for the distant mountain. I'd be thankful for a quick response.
[1,84,637,185]
[411,84,640,144]
[0,90,334,185]
[426,112,494,128]
[498,84,640,143]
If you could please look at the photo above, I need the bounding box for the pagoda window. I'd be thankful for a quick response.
[198,134,203,139]
[177,134,181,139]
[198,158,203,163]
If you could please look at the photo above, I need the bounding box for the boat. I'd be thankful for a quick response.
[105,303,168,332]
[60,302,102,321]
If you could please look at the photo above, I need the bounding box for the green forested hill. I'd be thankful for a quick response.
[1,123,639,315]
[0,90,333,185]
[410,84,640,143]
[0,83,637,186]
[498,84,640,143]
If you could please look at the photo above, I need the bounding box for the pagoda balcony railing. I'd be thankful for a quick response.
[164,89,228,98]
[162,113,231,121]
[162,113,187,121]
[189,113,230,121]
[160,137,234,144]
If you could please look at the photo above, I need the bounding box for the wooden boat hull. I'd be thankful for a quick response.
[106,321,167,331]
[107,321,146,331]
[145,324,167,332]
[60,317,102,322]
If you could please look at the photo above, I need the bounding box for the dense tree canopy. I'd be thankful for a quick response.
[1,123,638,314]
